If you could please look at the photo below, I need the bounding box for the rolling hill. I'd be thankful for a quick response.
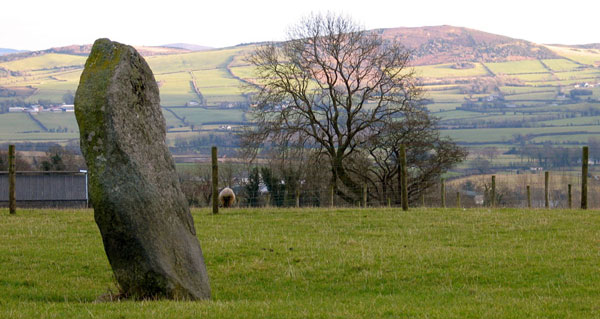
[378,25,559,65]
[162,43,213,51]
[0,48,26,56]
[0,25,599,158]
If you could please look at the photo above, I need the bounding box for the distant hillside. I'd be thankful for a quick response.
[163,43,213,51]
[549,43,600,50]
[377,25,559,65]
[0,44,190,63]
[0,48,26,56]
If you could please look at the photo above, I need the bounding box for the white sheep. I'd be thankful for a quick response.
[218,187,236,208]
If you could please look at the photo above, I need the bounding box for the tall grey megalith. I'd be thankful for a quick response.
[74,38,210,300]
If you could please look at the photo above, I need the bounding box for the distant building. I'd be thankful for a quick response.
[61,104,74,112]
[27,105,40,113]
[8,107,25,113]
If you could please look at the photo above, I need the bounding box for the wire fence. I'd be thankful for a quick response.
[430,171,588,209]
[187,169,600,210]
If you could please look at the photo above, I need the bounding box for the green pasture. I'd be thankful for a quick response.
[413,63,489,78]
[25,79,79,103]
[0,132,78,143]
[529,134,599,144]
[155,72,198,106]
[504,91,557,101]
[0,113,39,133]
[162,109,185,128]
[147,47,247,74]
[555,69,600,81]
[425,103,462,112]
[511,73,554,82]
[546,45,600,66]
[452,113,554,124]
[422,84,461,91]
[34,112,78,132]
[169,108,245,126]
[437,110,485,120]
[536,115,600,126]
[426,90,471,103]
[192,69,242,88]
[0,53,86,72]
[191,69,245,104]
[485,60,548,75]
[542,58,582,72]
[499,85,556,95]
[229,65,257,81]
[1,208,599,318]
[0,112,79,142]
[445,125,600,143]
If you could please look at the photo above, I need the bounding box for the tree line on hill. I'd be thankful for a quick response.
[0,144,84,172]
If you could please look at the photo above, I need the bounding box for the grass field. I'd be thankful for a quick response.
[2,44,600,149]
[155,72,198,106]
[444,125,600,143]
[34,112,78,132]
[545,45,600,66]
[0,208,599,318]
[0,53,86,72]
[146,47,248,74]
[413,63,489,78]
[170,108,245,126]
[485,60,548,75]
[541,59,581,72]
[0,113,39,133]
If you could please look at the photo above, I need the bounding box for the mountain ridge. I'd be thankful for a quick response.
[0,48,27,56]
[377,25,559,65]
[0,44,192,63]
[0,25,597,66]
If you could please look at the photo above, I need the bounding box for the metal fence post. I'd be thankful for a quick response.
[568,184,572,209]
[544,171,550,209]
[8,145,16,215]
[211,146,218,214]
[441,178,446,208]
[491,175,496,207]
[400,144,408,211]
[582,146,588,209]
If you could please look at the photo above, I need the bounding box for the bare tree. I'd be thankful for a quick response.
[359,111,467,205]
[241,13,422,203]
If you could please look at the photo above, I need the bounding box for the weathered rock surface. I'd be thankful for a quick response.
[74,38,210,300]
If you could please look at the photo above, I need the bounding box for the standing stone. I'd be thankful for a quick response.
[74,39,210,300]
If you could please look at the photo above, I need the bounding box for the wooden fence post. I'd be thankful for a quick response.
[582,146,588,209]
[441,178,446,208]
[568,184,572,209]
[330,184,334,208]
[491,175,496,207]
[211,146,219,214]
[456,192,461,208]
[527,185,531,208]
[544,171,550,209]
[363,184,368,208]
[400,144,408,211]
[296,188,300,208]
[8,145,16,215]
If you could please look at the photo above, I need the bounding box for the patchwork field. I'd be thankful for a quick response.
[1,42,600,159]
[1,207,599,318]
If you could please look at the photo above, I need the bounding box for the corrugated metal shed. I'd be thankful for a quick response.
[0,171,87,207]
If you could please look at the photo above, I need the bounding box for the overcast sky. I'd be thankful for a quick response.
[2,0,598,50]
